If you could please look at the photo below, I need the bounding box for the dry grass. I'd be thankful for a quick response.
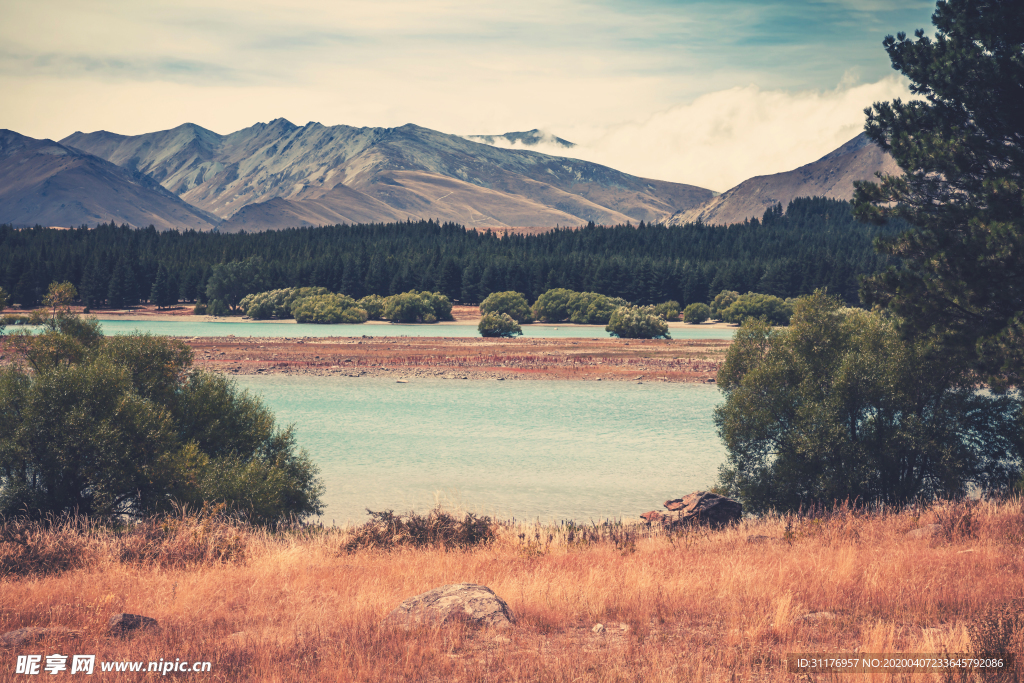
[1,500,1022,682]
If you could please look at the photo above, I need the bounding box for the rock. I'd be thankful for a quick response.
[592,623,605,634]
[493,635,511,643]
[746,535,773,544]
[640,511,664,523]
[108,613,159,637]
[0,627,80,647]
[662,491,742,528]
[383,584,515,630]
[905,524,942,540]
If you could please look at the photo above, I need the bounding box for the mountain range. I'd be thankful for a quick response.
[0,119,897,231]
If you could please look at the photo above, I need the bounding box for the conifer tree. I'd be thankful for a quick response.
[854,0,1024,390]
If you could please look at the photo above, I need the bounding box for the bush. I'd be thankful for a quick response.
[192,303,207,315]
[532,288,630,324]
[479,312,523,338]
[240,287,332,320]
[480,291,533,323]
[291,293,368,324]
[653,301,681,321]
[357,294,385,320]
[720,292,795,326]
[0,319,324,522]
[683,302,711,324]
[710,290,740,319]
[606,306,671,339]
[342,508,496,552]
[207,299,229,317]
[381,290,453,323]
[715,291,1024,513]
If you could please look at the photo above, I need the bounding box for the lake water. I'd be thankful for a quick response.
[235,375,728,524]
[84,319,738,340]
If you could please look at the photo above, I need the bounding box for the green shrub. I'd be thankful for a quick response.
[478,312,523,338]
[653,301,681,321]
[291,293,368,324]
[711,290,740,319]
[381,290,453,323]
[480,291,533,323]
[720,292,795,326]
[357,294,385,320]
[192,303,207,315]
[683,302,711,324]
[240,287,331,320]
[0,322,323,522]
[606,306,671,339]
[532,288,630,324]
[206,299,229,317]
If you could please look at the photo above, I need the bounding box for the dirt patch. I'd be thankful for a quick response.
[184,335,728,382]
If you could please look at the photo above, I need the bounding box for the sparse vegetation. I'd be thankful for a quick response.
[1,499,1021,681]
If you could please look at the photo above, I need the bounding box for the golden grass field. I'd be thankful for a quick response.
[2,500,1022,682]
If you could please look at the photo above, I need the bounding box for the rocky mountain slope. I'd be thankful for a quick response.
[62,120,712,231]
[0,130,221,231]
[669,133,900,226]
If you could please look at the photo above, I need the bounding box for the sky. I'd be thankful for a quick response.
[1,0,937,191]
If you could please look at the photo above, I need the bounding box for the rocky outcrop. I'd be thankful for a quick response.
[904,524,942,540]
[384,583,515,630]
[108,613,159,637]
[642,491,742,529]
[0,627,80,647]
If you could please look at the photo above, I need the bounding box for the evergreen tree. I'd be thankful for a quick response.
[854,0,1024,390]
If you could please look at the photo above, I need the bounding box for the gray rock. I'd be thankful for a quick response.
[905,524,942,540]
[662,491,742,528]
[800,611,837,621]
[384,584,515,630]
[592,623,605,634]
[0,627,80,647]
[108,613,159,637]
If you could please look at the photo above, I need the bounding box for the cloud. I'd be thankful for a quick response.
[484,76,912,191]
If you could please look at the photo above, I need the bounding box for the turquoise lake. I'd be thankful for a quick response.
[234,375,728,524]
[84,319,738,340]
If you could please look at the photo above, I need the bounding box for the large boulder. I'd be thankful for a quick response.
[384,583,515,630]
[0,627,80,647]
[662,491,742,528]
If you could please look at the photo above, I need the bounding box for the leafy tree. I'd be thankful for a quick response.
[291,293,368,324]
[478,312,523,338]
[480,291,533,323]
[683,302,711,324]
[710,290,740,320]
[531,288,574,322]
[0,322,323,521]
[720,292,794,326]
[381,290,453,323]
[606,306,670,339]
[853,0,1024,390]
[357,294,385,320]
[240,287,331,320]
[715,291,1023,513]
[652,301,681,321]
[565,291,628,325]
[205,256,268,312]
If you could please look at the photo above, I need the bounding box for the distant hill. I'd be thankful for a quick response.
[0,130,220,231]
[670,133,900,226]
[62,120,712,231]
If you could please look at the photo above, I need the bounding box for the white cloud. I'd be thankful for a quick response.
[485,76,912,191]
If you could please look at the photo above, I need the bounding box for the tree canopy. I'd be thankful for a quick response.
[0,314,324,521]
[715,291,1023,513]
[853,0,1024,390]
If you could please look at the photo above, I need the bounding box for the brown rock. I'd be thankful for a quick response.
[663,491,742,528]
[384,584,515,630]
[0,627,80,647]
[108,613,159,637]
[640,511,664,523]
